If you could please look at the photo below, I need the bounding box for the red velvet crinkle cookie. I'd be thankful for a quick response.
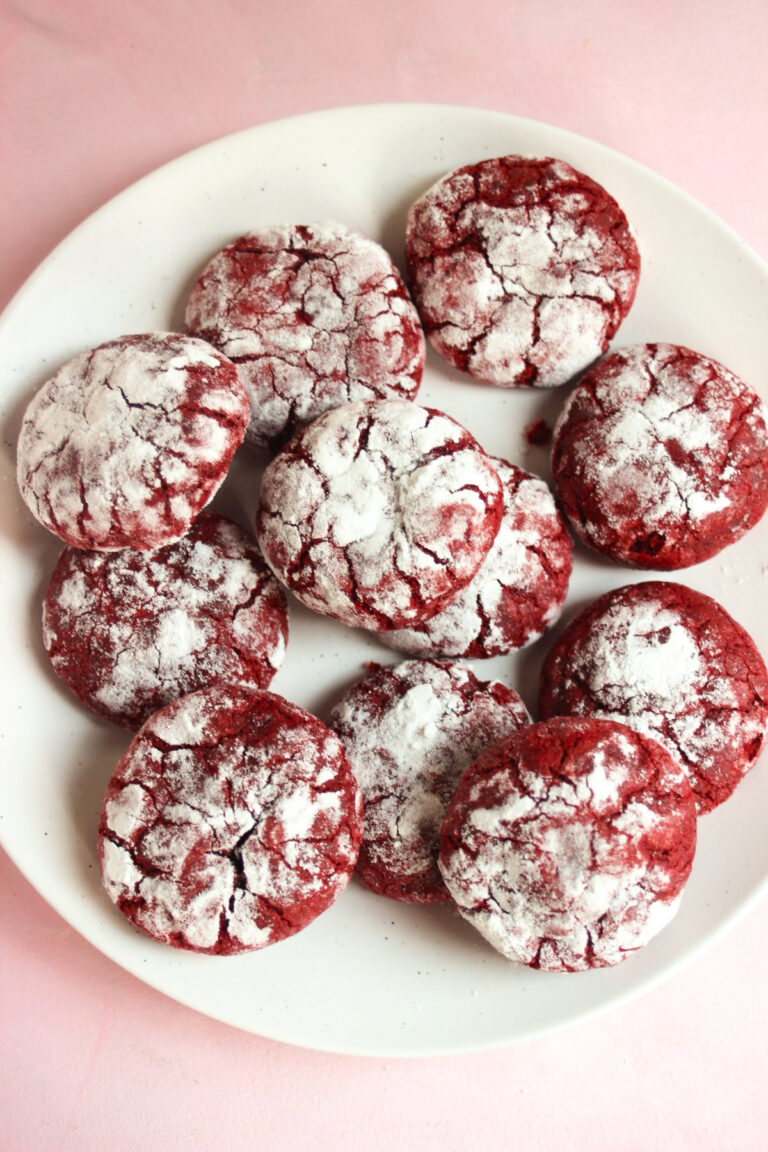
[329,659,529,903]
[185,222,425,450]
[16,333,249,551]
[405,155,640,388]
[99,684,363,954]
[43,512,288,729]
[381,457,573,658]
[439,716,697,971]
[552,343,768,569]
[538,581,768,813]
[256,399,504,631]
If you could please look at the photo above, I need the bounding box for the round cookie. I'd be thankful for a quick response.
[405,155,639,388]
[329,659,530,903]
[185,222,425,450]
[551,343,768,569]
[43,512,289,729]
[538,581,768,813]
[17,333,249,551]
[381,457,573,658]
[439,716,697,971]
[99,684,363,954]
[256,399,504,631]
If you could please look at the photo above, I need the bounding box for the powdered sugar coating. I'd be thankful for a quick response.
[380,458,572,658]
[99,685,363,954]
[439,716,697,971]
[43,513,289,729]
[330,659,530,903]
[256,399,504,631]
[185,222,425,449]
[406,156,640,388]
[552,343,768,568]
[16,333,249,551]
[539,581,768,813]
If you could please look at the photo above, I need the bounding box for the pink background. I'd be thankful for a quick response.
[2,1,768,1147]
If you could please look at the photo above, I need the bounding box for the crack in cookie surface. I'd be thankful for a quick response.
[186,222,425,449]
[381,457,573,658]
[17,333,249,551]
[552,343,768,568]
[538,581,768,813]
[439,716,697,971]
[43,513,289,728]
[405,157,639,388]
[256,399,504,631]
[99,684,363,954]
[330,659,530,903]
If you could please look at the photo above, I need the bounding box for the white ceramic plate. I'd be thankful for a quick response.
[2,104,768,1057]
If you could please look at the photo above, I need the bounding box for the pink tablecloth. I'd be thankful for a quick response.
[2,3,768,1148]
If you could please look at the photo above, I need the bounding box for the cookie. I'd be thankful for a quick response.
[405,155,639,388]
[43,512,289,729]
[256,399,504,631]
[17,333,249,551]
[380,458,572,658]
[551,343,768,569]
[329,659,529,903]
[439,716,697,971]
[538,581,768,813]
[99,684,363,954]
[185,222,425,450]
